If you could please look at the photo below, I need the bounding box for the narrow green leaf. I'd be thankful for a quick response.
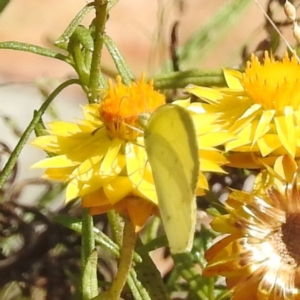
[172,253,207,299]
[127,269,152,300]
[135,240,170,300]
[0,41,69,62]
[104,35,134,85]
[55,3,94,49]
[82,249,99,299]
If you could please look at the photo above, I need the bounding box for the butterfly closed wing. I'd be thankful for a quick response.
[144,104,199,253]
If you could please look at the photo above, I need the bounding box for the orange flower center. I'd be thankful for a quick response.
[241,52,300,111]
[99,76,166,141]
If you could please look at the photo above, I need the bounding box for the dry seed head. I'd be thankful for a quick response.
[293,22,300,44]
[284,0,297,22]
[254,0,300,63]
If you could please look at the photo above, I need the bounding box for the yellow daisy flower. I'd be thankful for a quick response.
[175,99,234,192]
[31,76,230,227]
[32,76,165,228]
[204,175,300,299]
[187,52,300,171]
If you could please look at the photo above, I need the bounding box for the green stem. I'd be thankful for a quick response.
[153,69,226,89]
[81,208,96,265]
[0,79,79,190]
[107,210,124,245]
[108,217,137,300]
[54,214,142,263]
[88,0,108,102]
[207,277,215,300]
[81,208,98,299]
[0,41,69,62]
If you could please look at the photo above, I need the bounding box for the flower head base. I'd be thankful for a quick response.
[204,175,300,299]
[100,76,165,141]
[187,52,300,170]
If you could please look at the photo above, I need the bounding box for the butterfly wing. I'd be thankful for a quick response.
[144,104,199,253]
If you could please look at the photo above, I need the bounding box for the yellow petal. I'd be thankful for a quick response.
[197,172,209,190]
[210,215,237,234]
[186,86,223,104]
[43,167,74,181]
[200,153,227,173]
[74,156,103,182]
[223,69,244,90]
[31,155,79,168]
[172,98,191,108]
[274,109,296,156]
[193,112,219,130]
[225,124,252,151]
[103,176,132,203]
[99,139,124,176]
[252,110,275,145]
[66,179,81,201]
[257,134,282,156]
[126,144,157,204]
[31,136,59,152]
[199,132,236,149]
[48,121,84,135]
[205,234,237,261]
[273,155,297,183]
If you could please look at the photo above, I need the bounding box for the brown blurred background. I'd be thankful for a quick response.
[0,0,277,81]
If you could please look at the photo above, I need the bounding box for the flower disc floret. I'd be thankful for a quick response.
[99,76,165,141]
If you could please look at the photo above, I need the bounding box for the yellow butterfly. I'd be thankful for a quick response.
[144,104,199,254]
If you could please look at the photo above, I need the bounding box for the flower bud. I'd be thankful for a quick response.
[284,0,296,21]
[293,22,300,43]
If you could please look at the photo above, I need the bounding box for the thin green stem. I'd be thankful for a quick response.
[81,208,98,300]
[0,79,80,190]
[108,217,137,300]
[88,0,108,102]
[207,277,215,300]
[107,211,124,245]
[81,209,96,265]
